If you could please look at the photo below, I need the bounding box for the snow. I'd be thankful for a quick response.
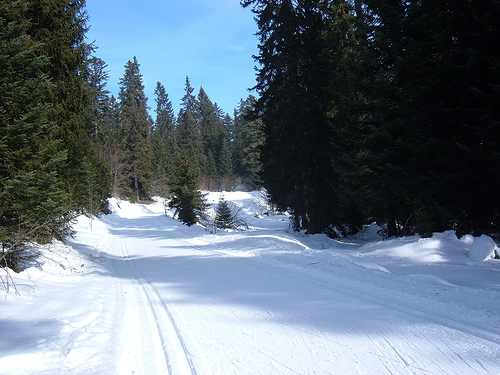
[468,234,498,262]
[1,191,499,374]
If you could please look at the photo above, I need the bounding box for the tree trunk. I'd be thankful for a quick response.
[387,205,397,238]
[134,175,139,201]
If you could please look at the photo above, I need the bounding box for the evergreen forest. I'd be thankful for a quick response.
[243,0,499,237]
[1,0,499,263]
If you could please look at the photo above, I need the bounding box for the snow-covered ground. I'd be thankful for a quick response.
[1,191,499,374]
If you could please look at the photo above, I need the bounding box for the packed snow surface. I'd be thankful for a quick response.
[1,191,499,374]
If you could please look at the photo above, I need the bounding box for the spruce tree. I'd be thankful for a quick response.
[83,55,113,213]
[151,81,176,195]
[26,0,102,212]
[86,56,111,145]
[153,82,176,149]
[400,0,500,234]
[242,0,500,237]
[0,0,71,251]
[322,0,369,235]
[214,196,233,229]
[360,0,500,235]
[169,147,208,226]
[219,135,235,179]
[243,0,332,233]
[205,150,219,180]
[177,77,203,172]
[233,96,264,186]
[117,57,153,201]
[198,87,226,180]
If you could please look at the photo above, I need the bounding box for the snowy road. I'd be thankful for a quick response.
[91,196,499,374]
[1,192,499,374]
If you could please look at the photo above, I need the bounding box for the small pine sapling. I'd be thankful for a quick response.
[214,195,248,230]
[215,197,233,229]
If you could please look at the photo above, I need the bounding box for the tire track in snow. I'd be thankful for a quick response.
[111,230,197,375]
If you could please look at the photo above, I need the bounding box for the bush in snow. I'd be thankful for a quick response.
[468,235,498,262]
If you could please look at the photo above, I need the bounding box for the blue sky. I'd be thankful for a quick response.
[85,0,259,117]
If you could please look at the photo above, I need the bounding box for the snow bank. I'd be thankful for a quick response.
[107,197,162,218]
[356,229,495,266]
[468,234,498,261]
[357,231,458,264]
[353,222,385,241]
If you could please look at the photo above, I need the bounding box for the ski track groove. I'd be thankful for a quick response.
[112,228,197,375]
[129,252,198,375]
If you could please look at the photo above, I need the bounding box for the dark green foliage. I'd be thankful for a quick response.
[26,0,101,212]
[83,55,113,213]
[214,197,233,229]
[117,57,153,201]
[198,87,225,178]
[219,135,235,178]
[0,0,73,256]
[205,150,218,179]
[243,0,335,233]
[243,0,500,236]
[86,56,112,144]
[173,79,246,190]
[150,81,176,196]
[358,0,500,235]
[169,148,208,226]
[154,82,176,141]
[232,96,264,187]
[80,157,112,216]
[214,195,248,230]
[1,0,114,271]
[177,77,204,172]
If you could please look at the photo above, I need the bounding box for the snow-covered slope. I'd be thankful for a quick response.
[1,191,499,374]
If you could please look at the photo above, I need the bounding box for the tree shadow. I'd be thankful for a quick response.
[0,318,62,355]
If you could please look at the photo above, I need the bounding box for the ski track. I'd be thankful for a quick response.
[105,222,197,375]
[86,207,499,374]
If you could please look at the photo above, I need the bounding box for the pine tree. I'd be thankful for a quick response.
[169,148,208,226]
[177,76,203,171]
[0,0,71,253]
[117,56,153,201]
[243,0,332,233]
[214,196,233,229]
[86,56,111,144]
[198,87,226,179]
[151,81,176,195]
[233,96,264,186]
[26,0,102,212]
